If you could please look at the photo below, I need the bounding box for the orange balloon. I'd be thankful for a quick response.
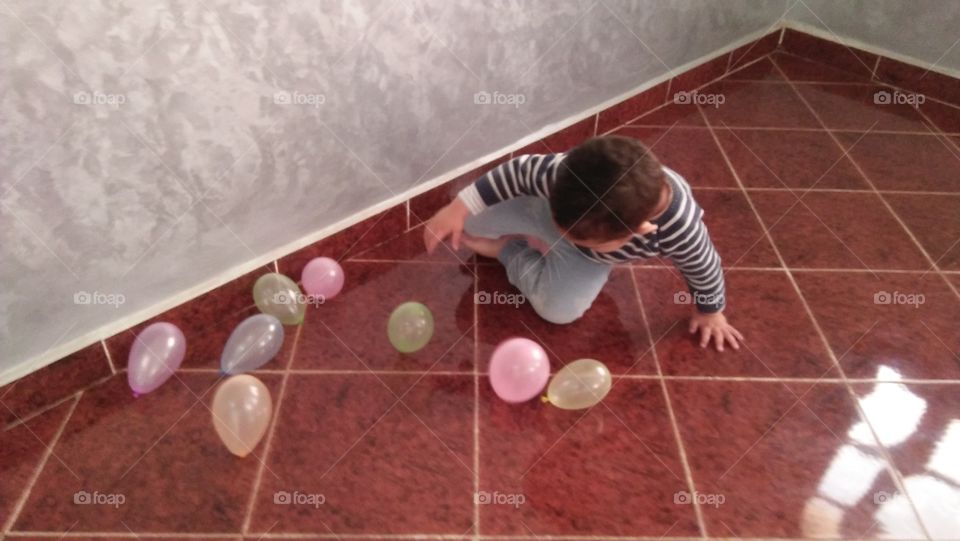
[211,375,273,457]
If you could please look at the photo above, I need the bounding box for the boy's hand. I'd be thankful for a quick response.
[689,311,743,352]
[424,198,470,254]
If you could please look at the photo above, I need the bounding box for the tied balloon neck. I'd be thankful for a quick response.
[540,394,550,404]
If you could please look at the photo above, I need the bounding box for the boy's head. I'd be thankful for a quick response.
[550,135,666,251]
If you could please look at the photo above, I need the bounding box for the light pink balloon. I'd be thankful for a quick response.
[301,257,344,300]
[489,338,550,403]
[127,322,187,397]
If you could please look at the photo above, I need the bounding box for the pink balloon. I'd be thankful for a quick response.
[301,257,344,300]
[127,322,186,396]
[489,338,550,403]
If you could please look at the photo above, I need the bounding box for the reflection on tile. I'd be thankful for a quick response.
[885,194,960,270]
[795,272,960,380]
[636,268,836,379]
[700,80,822,128]
[751,191,928,270]
[714,128,870,190]
[670,380,923,538]
[836,132,960,193]
[478,266,654,375]
[295,261,475,372]
[690,189,781,267]
[479,379,698,536]
[248,374,474,534]
[794,84,933,132]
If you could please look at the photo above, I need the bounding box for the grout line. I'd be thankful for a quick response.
[592,112,599,137]
[627,270,707,538]
[471,258,481,540]
[240,324,302,534]
[2,373,114,432]
[619,123,960,136]
[3,392,83,534]
[871,55,882,79]
[769,59,936,539]
[405,200,411,231]
[101,340,116,375]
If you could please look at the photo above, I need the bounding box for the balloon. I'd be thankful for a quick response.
[220,314,285,374]
[301,257,344,300]
[253,273,305,325]
[546,359,612,410]
[211,375,273,457]
[489,338,550,403]
[127,322,187,396]
[387,302,434,353]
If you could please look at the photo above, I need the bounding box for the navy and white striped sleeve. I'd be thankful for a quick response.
[457,154,562,214]
[659,199,726,313]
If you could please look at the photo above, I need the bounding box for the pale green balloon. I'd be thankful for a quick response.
[546,359,612,410]
[387,302,434,353]
[253,273,306,325]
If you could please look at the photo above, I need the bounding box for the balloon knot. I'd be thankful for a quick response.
[132,392,140,398]
[540,394,549,404]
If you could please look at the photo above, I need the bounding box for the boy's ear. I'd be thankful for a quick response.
[636,221,657,235]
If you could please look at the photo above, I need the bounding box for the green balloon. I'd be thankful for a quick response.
[253,273,306,325]
[387,302,434,353]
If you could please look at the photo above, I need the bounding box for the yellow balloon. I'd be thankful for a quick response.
[546,359,612,410]
[211,375,273,457]
[253,272,306,325]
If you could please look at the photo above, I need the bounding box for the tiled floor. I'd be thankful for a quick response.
[3,52,960,541]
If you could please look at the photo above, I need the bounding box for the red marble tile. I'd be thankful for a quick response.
[1,342,112,426]
[478,378,698,536]
[294,261,475,372]
[794,84,933,132]
[0,400,73,527]
[277,205,407,276]
[349,224,474,264]
[691,189,781,267]
[595,81,669,135]
[514,116,596,156]
[610,126,738,187]
[623,101,707,127]
[408,154,512,228]
[725,57,785,82]
[248,373,473,534]
[105,264,296,372]
[836,132,960,192]
[875,57,960,108]
[751,191,928,270]
[851,382,960,538]
[671,53,730,96]
[795,271,960,380]
[477,266,653,375]
[885,194,960,270]
[728,31,781,72]
[780,29,879,79]
[635,268,835,379]
[714,128,871,190]
[919,99,960,134]
[12,373,282,533]
[699,80,821,128]
[670,380,920,538]
[772,52,872,83]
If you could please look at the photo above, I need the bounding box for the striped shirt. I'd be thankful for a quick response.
[458,153,726,313]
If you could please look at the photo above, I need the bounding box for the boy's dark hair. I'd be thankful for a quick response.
[550,136,666,241]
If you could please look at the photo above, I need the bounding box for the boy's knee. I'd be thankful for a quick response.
[530,298,588,325]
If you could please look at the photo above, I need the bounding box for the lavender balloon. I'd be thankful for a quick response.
[220,314,285,375]
[489,337,550,403]
[127,322,187,397]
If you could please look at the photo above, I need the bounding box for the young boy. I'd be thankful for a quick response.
[423,135,743,352]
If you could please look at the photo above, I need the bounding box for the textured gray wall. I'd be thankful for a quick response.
[0,0,789,381]
[786,0,960,74]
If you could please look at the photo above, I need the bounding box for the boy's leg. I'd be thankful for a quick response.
[465,197,612,324]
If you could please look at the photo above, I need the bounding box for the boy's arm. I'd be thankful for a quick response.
[424,154,559,253]
[457,154,561,215]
